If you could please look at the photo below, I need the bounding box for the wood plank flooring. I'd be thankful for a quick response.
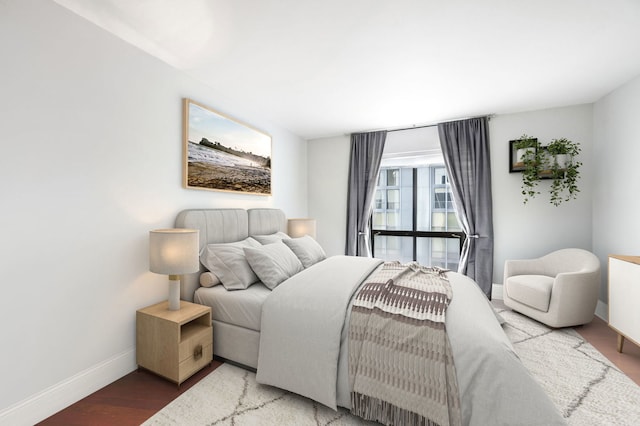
[38,305,640,425]
[37,360,223,426]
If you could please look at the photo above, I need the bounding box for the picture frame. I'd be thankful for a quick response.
[183,99,272,195]
[509,138,537,173]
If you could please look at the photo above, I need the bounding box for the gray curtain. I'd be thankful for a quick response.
[345,131,387,256]
[438,117,494,298]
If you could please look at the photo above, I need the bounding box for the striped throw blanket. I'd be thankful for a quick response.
[349,261,461,426]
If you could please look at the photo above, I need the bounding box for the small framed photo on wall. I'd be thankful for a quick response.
[509,138,538,173]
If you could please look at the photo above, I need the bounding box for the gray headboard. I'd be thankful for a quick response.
[174,208,287,301]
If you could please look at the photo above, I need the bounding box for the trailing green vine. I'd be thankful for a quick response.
[514,135,542,204]
[546,138,582,206]
[514,135,582,206]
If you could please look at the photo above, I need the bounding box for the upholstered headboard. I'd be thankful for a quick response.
[174,208,287,301]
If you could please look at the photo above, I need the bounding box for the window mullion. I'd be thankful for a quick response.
[412,167,417,261]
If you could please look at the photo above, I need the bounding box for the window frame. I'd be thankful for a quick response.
[370,167,465,263]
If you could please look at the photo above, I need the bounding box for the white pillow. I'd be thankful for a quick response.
[251,231,291,245]
[283,235,327,268]
[244,241,303,290]
[199,272,221,288]
[200,238,261,290]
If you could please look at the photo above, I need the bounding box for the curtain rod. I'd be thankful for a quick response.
[348,114,494,136]
[388,123,436,133]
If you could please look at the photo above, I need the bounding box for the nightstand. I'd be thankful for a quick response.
[136,300,213,385]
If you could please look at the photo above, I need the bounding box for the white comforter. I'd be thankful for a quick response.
[256,256,566,426]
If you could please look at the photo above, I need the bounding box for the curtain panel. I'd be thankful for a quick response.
[345,131,387,257]
[438,117,494,298]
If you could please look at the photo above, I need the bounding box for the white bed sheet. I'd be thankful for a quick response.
[194,282,271,332]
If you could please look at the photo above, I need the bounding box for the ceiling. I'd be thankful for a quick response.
[54,0,640,139]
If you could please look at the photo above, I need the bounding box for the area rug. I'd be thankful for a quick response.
[143,310,640,425]
[498,308,640,425]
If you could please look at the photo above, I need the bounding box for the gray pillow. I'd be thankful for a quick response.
[244,241,303,290]
[200,238,261,290]
[251,231,291,245]
[282,235,326,268]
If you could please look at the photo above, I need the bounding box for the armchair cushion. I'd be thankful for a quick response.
[505,275,554,312]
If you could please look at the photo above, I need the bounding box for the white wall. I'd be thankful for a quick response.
[592,74,640,302]
[308,136,351,256]
[489,105,594,284]
[308,104,595,285]
[0,1,307,424]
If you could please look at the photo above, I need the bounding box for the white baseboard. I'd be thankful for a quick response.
[492,283,503,300]
[0,348,136,426]
[595,300,608,322]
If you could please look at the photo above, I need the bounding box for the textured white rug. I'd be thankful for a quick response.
[498,308,640,426]
[144,310,640,425]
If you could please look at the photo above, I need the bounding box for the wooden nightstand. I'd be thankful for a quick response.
[136,300,213,385]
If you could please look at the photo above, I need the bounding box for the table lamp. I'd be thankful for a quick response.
[287,218,317,239]
[149,228,199,310]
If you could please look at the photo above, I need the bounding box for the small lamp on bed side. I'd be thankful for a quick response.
[287,218,316,239]
[149,228,199,311]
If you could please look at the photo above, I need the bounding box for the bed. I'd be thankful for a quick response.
[176,208,565,426]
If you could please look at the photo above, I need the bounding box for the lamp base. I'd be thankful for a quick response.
[168,277,181,311]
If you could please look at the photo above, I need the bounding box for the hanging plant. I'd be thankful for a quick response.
[514,134,542,204]
[546,138,582,206]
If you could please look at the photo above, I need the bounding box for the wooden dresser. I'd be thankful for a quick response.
[608,255,640,353]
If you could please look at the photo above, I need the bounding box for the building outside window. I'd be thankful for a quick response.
[372,164,463,270]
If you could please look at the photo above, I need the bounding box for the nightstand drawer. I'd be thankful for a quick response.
[179,343,213,382]
[179,327,213,362]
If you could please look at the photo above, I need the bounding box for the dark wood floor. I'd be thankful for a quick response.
[38,360,223,426]
[39,306,640,425]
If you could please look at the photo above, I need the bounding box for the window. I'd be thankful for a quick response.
[370,126,464,270]
[371,164,464,270]
[372,168,405,230]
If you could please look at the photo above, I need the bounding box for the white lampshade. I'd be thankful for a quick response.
[287,218,316,239]
[149,228,199,311]
[149,229,200,275]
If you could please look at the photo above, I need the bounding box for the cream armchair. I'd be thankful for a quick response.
[503,248,601,328]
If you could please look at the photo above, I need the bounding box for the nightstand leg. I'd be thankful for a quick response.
[617,334,625,353]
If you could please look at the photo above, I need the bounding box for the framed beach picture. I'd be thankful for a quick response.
[183,99,272,195]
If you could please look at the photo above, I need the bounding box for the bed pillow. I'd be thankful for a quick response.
[244,241,303,290]
[199,272,221,288]
[200,238,261,290]
[282,235,327,268]
[251,231,291,245]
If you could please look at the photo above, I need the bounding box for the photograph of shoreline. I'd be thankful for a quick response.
[183,99,271,195]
